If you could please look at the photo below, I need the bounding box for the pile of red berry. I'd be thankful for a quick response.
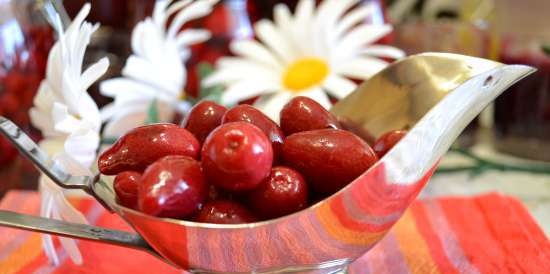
[98,96,406,224]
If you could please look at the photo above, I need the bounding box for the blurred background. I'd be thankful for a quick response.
[0,0,549,233]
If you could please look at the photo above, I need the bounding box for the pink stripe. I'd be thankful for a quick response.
[380,232,411,274]
[424,200,481,274]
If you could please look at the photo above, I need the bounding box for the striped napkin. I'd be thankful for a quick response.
[0,191,548,274]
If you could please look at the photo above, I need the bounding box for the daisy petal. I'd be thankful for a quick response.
[229,39,284,70]
[167,0,215,39]
[221,81,279,106]
[293,0,315,54]
[299,87,332,110]
[204,60,279,87]
[295,0,315,24]
[335,3,377,37]
[361,45,406,59]
[336,24,393,59]
[176,29,211,48]
[253,92,294,123]
[335,57,389,80]
[254,20,296,63]
[323,74,357,99]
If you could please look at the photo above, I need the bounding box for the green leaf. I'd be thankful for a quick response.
[144,99,160,125]
[543,44,550,56]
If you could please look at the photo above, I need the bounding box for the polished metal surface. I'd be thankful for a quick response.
[331,53,505,138]
[0,209,151,250]
[0,53,536,273]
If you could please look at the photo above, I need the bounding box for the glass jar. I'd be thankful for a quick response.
[0,0,55,196]
[492,0,550,161]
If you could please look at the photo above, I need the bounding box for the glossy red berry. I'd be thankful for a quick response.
[248,166,308,219]
[113,171,141,210]
[201,122,273,191]
[222,104,285,162]
[373,130,407,158]
[282,129,378,195]
[98,123,200,175]
[280,96,341,135]
[181,100,227,145]
[139,155,207,219]
[194,200,257,224]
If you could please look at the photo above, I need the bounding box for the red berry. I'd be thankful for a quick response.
[182,100,227,145]
[98,123,200,175]
[222,104,285,162]
[201,122,273,191]
[113,171,141,210]
[280,96,341,135]
[282,129,378,195]
[248,166,308,219]
[139,156,207,219]
[373,130,407,158]
[194,200,257,224]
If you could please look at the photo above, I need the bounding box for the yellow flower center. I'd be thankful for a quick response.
[282,58,329,92]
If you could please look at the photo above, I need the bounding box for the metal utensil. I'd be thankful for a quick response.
[0,53,534,273]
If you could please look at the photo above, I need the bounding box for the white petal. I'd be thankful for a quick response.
[100,78,175,103]
[54,152,94,176]
[52,209,83,265]
[63,130,100,169]
[293,0,315,54]
[253,92,294,123]
[230,39,284,70]
[80,57,109,93]
[323,74,357,99]
[361,45,406,59]
[299,87,332,110]
[122,55,183,96]
[167,0,215,39]
[335,24,393,60]
[221,81,279,106]
[335,3,377,37]
[204,60,280,87]
[254,20,296,63]
[176,29,211,48]
[295,0,315,24]
[335,57,389,80]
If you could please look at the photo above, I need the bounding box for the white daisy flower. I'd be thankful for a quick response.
[29,4,109,266]
[204,0,405,122]
[99,0,218,137]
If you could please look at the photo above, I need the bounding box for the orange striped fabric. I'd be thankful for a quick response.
[0,191,548,274]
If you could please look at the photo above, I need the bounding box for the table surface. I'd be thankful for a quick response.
[421,141,550,236]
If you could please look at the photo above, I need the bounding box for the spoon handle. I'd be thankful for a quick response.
[0,209,158,255]
[0,116,92,190]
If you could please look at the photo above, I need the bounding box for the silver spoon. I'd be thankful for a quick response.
[0,53,535,273]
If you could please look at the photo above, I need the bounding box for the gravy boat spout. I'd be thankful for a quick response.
[0,53,535,274]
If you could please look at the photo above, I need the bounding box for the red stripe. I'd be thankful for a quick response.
[410,202,459,274]
[475,194,550,274]
[438,195,524,273]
